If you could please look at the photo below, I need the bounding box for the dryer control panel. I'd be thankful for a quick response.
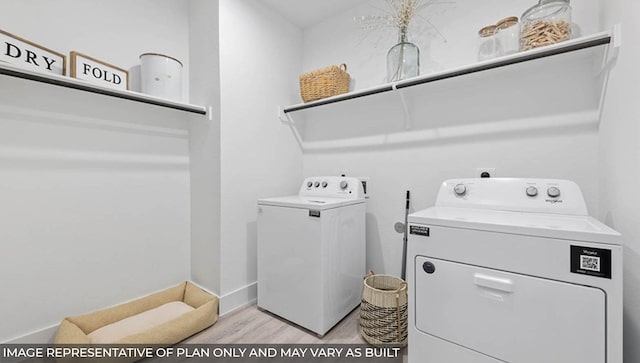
[299,176,365,200]
[436,178,588,215]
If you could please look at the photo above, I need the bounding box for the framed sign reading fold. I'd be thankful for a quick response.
[0,29,66,75]
[70,51,129,91]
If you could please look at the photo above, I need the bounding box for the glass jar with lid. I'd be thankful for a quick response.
[495,16,520,56]
[477,25,500,61]
[520,0,571,51]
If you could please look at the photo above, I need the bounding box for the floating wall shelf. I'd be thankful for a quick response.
[281,27,620,152]
[0,62,207,115]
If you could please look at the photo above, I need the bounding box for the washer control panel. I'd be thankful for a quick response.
[299,176,364,199]
[438,178,588,215]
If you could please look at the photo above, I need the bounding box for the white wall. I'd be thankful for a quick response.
[300,1,603,275]
[598,2,640,362]
[0,0,192,343]
[218,0,303,312]
[188,0,222,296]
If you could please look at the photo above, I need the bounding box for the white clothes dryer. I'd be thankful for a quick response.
[257,176,366,336]
[407,178,622,363]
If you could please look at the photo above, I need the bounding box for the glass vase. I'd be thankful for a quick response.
[387,32,420,82]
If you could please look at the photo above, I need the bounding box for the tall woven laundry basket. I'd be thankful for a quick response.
[359,272,408,347]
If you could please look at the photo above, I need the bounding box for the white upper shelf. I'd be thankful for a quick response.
[284,30,615,114]
[281,28,620,152]
[0,61,207,115]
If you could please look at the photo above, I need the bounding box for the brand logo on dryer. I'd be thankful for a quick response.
[545,199,563,204]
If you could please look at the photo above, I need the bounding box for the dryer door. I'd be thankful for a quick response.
[415,256,605,363]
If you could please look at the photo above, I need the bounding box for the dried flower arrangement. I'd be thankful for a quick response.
[355,0,452,42]
[388,0,428,38]
[355,0,453,82]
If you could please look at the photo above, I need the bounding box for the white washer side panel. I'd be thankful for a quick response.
[415,256,605,363]
[257,204,329,333]
[322,202,366,333]
[257,202,366,336]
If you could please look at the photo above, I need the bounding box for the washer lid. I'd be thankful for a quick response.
[257,195,364,210]
[408,206,621,245]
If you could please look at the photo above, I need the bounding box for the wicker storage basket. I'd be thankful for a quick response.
[299,64,350,102]
[359,271,408,347]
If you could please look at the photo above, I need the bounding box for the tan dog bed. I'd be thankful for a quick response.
[55,281,218,344]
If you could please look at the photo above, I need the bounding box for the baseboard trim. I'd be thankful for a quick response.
[219,282,257,316]
[3,324,58,344]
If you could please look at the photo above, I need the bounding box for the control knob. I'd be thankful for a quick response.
[339,180,349,190]
[307,181,313,188]
[525,186,538,197]
[453,183,467,196]
[321,181,328,188]
[547,186,561,198]
[314,181,320,188]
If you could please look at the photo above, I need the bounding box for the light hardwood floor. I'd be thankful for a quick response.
[185,304,366,344]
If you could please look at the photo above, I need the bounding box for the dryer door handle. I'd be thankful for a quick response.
[473,273,514,293]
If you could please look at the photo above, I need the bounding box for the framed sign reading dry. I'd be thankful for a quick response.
[0,29,66,75]
[70,51,129,91]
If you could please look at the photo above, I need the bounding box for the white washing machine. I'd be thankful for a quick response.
[407,178,622,363]
[257,176,366,336]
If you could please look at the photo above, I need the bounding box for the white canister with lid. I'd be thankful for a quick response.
[140,53,183,101]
